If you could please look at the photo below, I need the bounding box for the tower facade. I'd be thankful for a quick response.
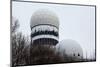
[30,9,59,45]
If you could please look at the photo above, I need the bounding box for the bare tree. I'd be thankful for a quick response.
[11,17,29,67]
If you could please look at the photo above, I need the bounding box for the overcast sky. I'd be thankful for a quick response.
[12,1,95,59]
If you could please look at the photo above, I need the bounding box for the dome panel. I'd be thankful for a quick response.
[30,9,59,29]
[56,39,83,59]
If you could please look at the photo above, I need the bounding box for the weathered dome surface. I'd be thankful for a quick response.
[56,39,83,59]
[30,9,59,28]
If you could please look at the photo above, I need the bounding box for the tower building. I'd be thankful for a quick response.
[30,9,59,45]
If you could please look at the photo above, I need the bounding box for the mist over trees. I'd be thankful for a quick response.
[11,17,95,67]
[11,17,30,66]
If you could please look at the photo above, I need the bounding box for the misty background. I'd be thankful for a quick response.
[12,1,95,59]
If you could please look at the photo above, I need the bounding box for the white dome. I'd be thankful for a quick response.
[56,39,83,59]
[30,9,59,28]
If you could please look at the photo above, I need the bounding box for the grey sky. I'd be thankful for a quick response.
[12,1,95,59]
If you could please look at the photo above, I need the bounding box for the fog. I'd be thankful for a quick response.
[12,1,96,59]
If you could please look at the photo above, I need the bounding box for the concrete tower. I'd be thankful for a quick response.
[30,9,59,45]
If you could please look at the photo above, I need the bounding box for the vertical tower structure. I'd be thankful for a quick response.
[30,9,59,45]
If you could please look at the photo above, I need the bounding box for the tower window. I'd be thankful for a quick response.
[31,30,58,37]
[78,53,80,56]
[73,53,75,56]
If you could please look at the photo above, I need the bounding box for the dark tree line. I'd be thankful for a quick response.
[11,18,84,67]
[11,18,30,67]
